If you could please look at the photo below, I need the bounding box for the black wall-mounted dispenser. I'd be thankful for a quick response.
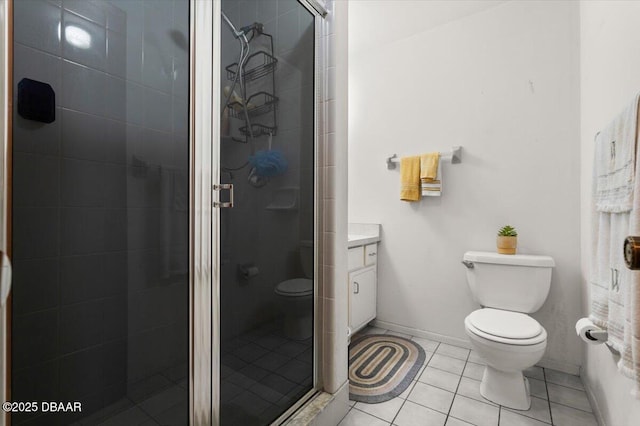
[17,78,55,123]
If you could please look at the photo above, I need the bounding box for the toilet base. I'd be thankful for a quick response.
[283,312,312,340]
[480,365,531,410]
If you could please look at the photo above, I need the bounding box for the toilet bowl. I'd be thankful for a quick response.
[464,308,547,409]
[275,241,314,340]
[462,251,554,410]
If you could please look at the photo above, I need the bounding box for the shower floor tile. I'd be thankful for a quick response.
[219,319,314,425]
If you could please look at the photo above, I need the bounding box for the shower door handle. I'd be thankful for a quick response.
[213,184,234,208]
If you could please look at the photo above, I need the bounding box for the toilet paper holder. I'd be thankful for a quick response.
[584,328,608,342]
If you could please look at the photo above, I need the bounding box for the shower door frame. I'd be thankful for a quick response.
[0,0,216,425]
[0,0,327,424]
[191,0,216,424]
[212,0,328,425]
[0,1,10,425]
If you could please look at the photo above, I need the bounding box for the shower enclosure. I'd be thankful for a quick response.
[218,1,317,424]
[0,0,325,425]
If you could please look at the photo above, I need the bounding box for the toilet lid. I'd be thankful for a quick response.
[275,278,313,296]
[468,308,542,339]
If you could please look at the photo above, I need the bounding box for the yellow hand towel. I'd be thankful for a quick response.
[400,156,421,201]
[420,152,440,180]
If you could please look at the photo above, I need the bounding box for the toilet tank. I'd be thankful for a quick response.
[462,251,555,313]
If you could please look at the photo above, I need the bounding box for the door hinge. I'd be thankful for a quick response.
[213,183,234,208]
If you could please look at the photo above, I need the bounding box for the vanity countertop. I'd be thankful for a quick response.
[348,223,381,248]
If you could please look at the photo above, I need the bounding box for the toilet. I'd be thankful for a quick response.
[274,240,313,340]
[462,251,555,410]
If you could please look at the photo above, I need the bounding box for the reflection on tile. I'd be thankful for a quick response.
[408,382,454,414]
[394,400,447,426]
[467,350,487,365]
[449,395,499,426]
[14,0,61,55]
[544,370,584,391]
[446,417,475,426]
[529,377,548,400]
[504,396,551,424]
[500,409,550,426]
[546,383,592,413]
[429,354,466,375]
[62,60,106,116]
[524,366,545,380]
[338,408,389,426]
[253,351,291,372]
[12,258,59,315]
[98,406,152,426]
[435,343,470,361]
[550,402,598,426]
[63,0,107,25]
[355,398,403,423]
[456,376,495,406]
[138,385,187,418]
[411,337,440,353]
[62,11,106,70]
[398,380,416,400]
[13,153,59,207]
[418,367,461,392]
[462,362,485,381]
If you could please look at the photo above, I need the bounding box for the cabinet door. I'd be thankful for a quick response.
[350,267,377,332]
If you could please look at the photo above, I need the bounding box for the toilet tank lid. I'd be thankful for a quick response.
[463,251,555,267]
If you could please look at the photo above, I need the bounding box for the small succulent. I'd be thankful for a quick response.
[497,225,518,237]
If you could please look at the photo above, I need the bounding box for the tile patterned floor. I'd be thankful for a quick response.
[72,322,312,425]
[219,321,314,425]
[340,326,598,426]
[70,368,189,426]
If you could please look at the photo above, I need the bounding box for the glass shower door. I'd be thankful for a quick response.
[218,0,317,424]
[11,0,192,424]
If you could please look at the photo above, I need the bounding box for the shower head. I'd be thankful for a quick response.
[221,12,264,40]
[222,11,243,39]
[239,22,264,37]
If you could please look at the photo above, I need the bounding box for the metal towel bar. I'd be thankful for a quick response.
[386,146,462,170]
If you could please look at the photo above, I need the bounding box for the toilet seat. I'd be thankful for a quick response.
[275,278,313,297]
[465,308,546,346]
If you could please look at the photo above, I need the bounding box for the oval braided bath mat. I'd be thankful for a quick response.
[348,334,425,403]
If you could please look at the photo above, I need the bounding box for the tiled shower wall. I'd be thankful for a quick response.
[11,0,188,423]
[320,0,349,403]
[219,0,314,340]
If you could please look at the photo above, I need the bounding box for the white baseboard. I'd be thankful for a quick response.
[372,319,582,376]
[371,320,473,349]
[581,369,607,426]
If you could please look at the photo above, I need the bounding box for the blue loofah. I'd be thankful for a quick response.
[248,150,288,177]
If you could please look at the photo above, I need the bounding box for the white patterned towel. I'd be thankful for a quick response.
[594,93,640,213]
[590,93,640,397]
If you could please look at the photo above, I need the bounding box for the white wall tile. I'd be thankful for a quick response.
[62,10,106,71]
[14,0,62,55]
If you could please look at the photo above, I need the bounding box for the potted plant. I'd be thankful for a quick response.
[497,225,517,254]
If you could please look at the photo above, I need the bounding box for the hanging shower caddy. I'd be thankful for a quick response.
[225,30,278,141]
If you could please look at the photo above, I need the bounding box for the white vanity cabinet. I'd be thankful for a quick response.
[348,242,378,334]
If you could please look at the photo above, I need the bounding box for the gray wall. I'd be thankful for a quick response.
[12,0,189,424]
